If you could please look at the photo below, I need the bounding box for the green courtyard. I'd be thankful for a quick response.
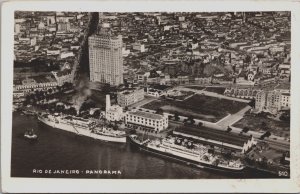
[142,94,247,122]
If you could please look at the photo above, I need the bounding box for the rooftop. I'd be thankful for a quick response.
[275,82,290,90]
[118,87,143,95]
[149,84,171,91]
[281,93,290,96]
[56,69,72,77]
[108,105,123,112]
[174,125,252,147]
[128,110,163,120]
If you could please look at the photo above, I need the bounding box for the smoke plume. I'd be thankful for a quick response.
[72,77,92,114]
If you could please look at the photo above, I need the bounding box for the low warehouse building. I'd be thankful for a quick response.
[174,126,256,154]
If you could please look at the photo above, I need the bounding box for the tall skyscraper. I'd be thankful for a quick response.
[88,30,123,86]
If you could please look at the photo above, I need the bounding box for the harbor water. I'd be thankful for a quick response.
[11,112,276,179]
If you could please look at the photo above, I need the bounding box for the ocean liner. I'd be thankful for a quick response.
[38,113,126,143]
[129,134,245,172]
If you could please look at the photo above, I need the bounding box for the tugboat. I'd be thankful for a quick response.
[24,129,38,140]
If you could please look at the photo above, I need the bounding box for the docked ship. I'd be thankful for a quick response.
[38,113,126,143]
[129,134,245,173]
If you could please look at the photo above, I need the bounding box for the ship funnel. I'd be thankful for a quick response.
[106,94,111,112]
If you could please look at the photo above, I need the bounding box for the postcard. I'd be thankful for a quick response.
[1,0,300,193]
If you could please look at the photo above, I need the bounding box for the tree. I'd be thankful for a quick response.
[68,107,77,116]
[213,158,220,166]
[198,122,203,127]
[47,88,53,94]
[203,155,209,161]
[93,110,100,118]
[187,115,195,124]
[264,131,271,137]
[227,126,232,132]
[248,99,255,108]
[174,112,180,121]
[260,131,271,140]
[259,134,265,140]
[260,156,268,168]
[113,124,119,131]
[279,111,290,122]
[242,127,250,133]
[56,86,62,93]
[155,108,164,115]
[260,121,267,129]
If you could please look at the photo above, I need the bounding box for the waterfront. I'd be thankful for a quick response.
[11,112,279,179]
[11,11,290,180]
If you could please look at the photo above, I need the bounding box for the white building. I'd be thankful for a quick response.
[30,37,37,46]
[60,51,74,59]
[125,110,168,132]
[13,90,25,98]
[117,88,144,107]
[132,42,145,53]
[178,16,185,21]
[122,47,131,57]
[280,93,290,110]
[14,23,21,34]
[255,90,290,114]
[38,21,45,30]
[105,95,124,121]
[88,30,123,86]
[57,22,71,32]
[47,49,61,56]
[13,76,58,93]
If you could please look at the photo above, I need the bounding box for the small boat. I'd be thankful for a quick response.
[24,129,38,140]
[22,110,36,116]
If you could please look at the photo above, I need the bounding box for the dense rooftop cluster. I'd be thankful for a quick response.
[94,12,291,86]
[14,11,90,85]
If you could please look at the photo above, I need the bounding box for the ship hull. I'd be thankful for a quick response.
[128,136,245,174]
[38,116,126,143]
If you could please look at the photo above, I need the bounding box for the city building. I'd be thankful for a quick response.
[280,92,290,110]
[224,87,261,99]
[105,95,124,121]
[255,91,268,112]
[194,76,212,84]
[13,75,58,93]
[125,110,168,132]
[255,90,290,114]
[117,88,144,107]
[145,84,172,98]
[132,42,145,53]
[13,90,26,102]
[57,22,70,32]
[88,30,123,86]
[52,69,73,86]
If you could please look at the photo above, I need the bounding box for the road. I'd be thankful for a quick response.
[177,86,250,103]
[130,96,156,108]
[216,105,252,127]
